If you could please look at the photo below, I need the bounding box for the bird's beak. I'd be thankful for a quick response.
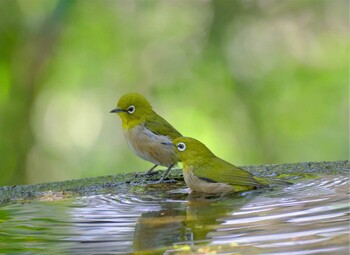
[161,142,174,147]
[110,108,125,113]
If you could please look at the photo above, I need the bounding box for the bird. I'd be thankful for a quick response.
[165,137,268,194]
[110,92,182,182]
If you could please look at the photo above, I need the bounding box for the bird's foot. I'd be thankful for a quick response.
[146,179,177,185]
[134,171,160,178]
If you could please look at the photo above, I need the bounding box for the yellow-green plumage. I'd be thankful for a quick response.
[172,137,267,194]
[111,92,182,181]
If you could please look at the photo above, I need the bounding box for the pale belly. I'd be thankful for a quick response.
[124,125,179,167]
[183,167,234,194]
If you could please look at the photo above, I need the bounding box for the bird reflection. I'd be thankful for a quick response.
[132,191,253,254]
[133,208,186,253]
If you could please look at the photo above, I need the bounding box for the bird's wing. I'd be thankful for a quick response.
[143,114,182,139]
[194,158,263,187]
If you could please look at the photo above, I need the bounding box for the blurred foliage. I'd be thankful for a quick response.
[0,0,348,186]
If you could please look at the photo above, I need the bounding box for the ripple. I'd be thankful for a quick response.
[0,174,349,254]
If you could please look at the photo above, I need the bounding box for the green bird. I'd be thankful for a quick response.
[110,92,182,182]
[168,137,269,194]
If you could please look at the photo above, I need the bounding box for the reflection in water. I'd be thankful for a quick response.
[0,175,349,254]
[133,209,186,252]
[132,193,249,253]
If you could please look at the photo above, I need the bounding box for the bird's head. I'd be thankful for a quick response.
[110,92,153,128]
[167,137,215,165]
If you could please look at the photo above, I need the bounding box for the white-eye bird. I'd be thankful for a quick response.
[111,92,182,182]
[168,137,268,194]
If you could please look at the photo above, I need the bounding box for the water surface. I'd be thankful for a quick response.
[0,175,349,254]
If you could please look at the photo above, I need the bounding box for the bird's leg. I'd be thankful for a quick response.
[157,163,175,183]
[135,164,158,178]
[145,164,158,175]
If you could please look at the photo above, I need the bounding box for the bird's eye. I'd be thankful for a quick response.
[127,105,135,114]
[177,142,186,152]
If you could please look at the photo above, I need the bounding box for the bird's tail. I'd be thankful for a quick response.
[254,176,292,186]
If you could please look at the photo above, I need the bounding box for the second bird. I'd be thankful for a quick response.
[169,137,268,194]
[111,92,182,182]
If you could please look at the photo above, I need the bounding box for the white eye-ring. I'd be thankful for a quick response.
[176,142,186,152]
[127,105,135,114]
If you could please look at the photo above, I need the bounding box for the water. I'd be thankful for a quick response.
[0,175,349,254]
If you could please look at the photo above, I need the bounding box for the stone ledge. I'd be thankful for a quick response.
[0,160,348,206]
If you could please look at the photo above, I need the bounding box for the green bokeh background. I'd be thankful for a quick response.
[0,0,348,186]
